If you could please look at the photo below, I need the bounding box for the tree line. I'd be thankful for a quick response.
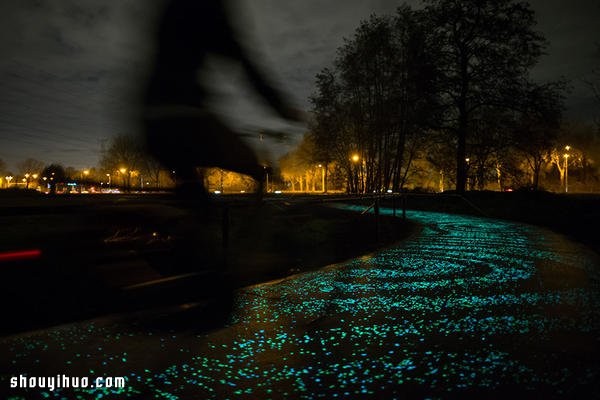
[300,0,599,194]
[0,133,259,194]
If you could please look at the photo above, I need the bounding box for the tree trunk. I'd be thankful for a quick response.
[456,122,467,193]
[532,158,541,190]
[456,52,469,194]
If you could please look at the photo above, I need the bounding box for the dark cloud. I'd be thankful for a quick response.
[526,0,600,122]
[0,0,161,170]
[62,3,111,27]
[0,0,598,171]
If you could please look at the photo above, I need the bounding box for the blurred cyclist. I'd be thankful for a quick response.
[142,0,303,199]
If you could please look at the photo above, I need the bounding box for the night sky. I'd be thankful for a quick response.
[0,0,598,171]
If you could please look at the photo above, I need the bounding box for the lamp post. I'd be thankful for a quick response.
[5,176,13,188]
[119,168,127,190]
[264,166,269,193]
[351,154,360,193]
[564,145,571,193]
[318,164,325,193]
[465,158,470,190]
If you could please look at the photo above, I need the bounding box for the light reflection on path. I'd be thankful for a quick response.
[1,206,599,399]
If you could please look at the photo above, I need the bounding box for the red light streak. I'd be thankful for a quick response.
[0,249,42,262]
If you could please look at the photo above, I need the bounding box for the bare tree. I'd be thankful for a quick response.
[100,134,147,191]
[424,0,549,193]
[550,121,600,191]
[311,7,438,193]
[16,158,44,189]
[513,83,565,190]
[279,133,319,192]
[0,159,8,188]
[142,157,166,189]
[40,164,66,194]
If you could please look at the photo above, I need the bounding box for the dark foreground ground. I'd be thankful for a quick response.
[1,190,598,338]
[0,191,414,336]
[1,191,598,399]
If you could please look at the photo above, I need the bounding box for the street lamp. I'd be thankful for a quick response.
[5,176,13,188]
[465,158,470,190]
[318,164,325,193]
[564,145,571,193]
[351,154,361,193]
[263,165,269,193]
[119,168,128,189]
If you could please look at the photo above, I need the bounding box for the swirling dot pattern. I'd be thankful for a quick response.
[1,205,599,399]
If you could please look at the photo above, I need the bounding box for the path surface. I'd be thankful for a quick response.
[1,206,599,399]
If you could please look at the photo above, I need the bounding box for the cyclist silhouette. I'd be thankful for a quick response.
[142,0,303,198]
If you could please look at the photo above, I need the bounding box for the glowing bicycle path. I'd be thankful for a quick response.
[2,205,599,399]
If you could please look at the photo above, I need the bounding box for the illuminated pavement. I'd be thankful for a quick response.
[1,206,599,399]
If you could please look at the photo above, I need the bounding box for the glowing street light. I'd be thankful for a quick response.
[116,168,129,190]
[318,164,325,193]
[5,176,13,188]
[564,145,571,193]
[350,154,363,193]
